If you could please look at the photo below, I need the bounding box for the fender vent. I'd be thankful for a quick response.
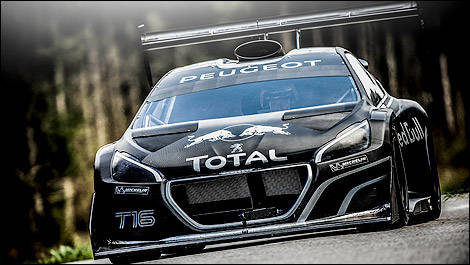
[234,40,285,61]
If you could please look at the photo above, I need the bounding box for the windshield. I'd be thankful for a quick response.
[133,76,359,129]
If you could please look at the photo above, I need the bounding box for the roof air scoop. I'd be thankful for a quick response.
[234,40,285,61]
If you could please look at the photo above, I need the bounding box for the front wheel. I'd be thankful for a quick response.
[426,183,441,220]
[109,251,161,264]
[165,244,206,255]
[356,130,409,233]
[414,178,441,223]
[390,128,409,227]
[409,123,441,224]
[422,129,442,221]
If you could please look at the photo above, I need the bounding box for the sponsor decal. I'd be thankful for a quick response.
[185,129,237,148]
[179,60,322,84]
[397,117,425,147]
[239,124,291,136]
[184,124,290,148]
[114,186,150,196]
[186,149,287,172]
[329,155,369,172]
[115,210,155,229]
[184,124,291,172]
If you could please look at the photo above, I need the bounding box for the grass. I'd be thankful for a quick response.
[438,166,469,195]
[26,233,93,264]
[34,244,93,264]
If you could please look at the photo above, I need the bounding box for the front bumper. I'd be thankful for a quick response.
[94,205,390,258]
[90,154,393,259]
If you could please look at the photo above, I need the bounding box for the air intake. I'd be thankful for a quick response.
[234,40,285,61]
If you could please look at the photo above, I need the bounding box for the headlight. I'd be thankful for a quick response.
[315,120,370,163]
[111,152,163,183]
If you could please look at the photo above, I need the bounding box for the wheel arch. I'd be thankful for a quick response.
[390,99,438,199]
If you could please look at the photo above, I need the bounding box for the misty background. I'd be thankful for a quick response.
[2,1,468,262]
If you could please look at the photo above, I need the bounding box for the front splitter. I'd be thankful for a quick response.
[94,204,390,259]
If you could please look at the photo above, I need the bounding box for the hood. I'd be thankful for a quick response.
[125,102,366,178]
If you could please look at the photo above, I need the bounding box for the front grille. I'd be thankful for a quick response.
[167,164,312,229]
[261,168,303,196]
[183,174,251,205]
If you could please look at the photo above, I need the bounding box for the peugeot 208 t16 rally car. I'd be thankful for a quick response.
[89,2,440,263]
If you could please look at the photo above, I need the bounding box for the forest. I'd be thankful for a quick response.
[2,1,468,263]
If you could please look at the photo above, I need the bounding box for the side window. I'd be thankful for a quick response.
[373,76,387,98]
[344,53,383,106]
[365,70,386,99]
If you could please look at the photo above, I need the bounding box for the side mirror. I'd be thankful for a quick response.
[358,58,369,70]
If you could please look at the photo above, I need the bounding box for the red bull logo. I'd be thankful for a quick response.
[185,129,236,148]
[397,117,425,147]
[184,124,290,148]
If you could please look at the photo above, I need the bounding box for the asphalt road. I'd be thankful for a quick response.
[78,193,469,264]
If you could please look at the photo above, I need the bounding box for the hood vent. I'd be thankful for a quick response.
[234,40,285,61]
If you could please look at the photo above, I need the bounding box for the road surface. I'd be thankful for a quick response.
[75,193,469,264]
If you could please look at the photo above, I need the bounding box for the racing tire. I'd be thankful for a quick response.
[356,164,409,232]
[424,183,441,221]
[412,171,441,223]
[390,128,410,228]
[184,244,206,254]
[407,122,441,225]
[420,130,442,222]
[109,251,161,264]
[357,128,409,233]
[165,244,206,255]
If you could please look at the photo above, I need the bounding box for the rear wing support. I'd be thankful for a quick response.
[137,1,419,88]
[137,24,153,88]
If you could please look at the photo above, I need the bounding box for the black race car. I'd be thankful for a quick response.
[89,2,440,263]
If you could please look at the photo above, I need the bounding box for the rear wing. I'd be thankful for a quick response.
[138,1,419,87]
